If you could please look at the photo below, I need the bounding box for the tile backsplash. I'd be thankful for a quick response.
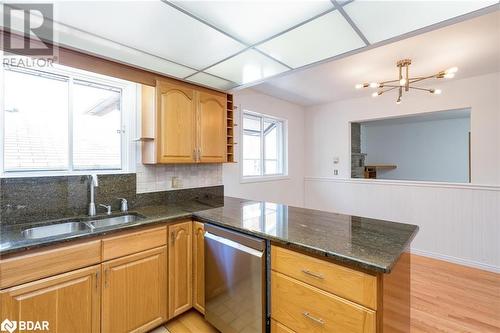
[136,163,222,193]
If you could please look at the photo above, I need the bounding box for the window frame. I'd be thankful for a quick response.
[0,62,137,177]
[240,110,288,183]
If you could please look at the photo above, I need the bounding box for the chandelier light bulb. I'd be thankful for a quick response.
[372,91,381,98]
[445,67,458,74]
[355,83,363,89]
[396,98,402,104]
[434,89,442,95]
[444,73,455,79]
[369,82,380,88]
[399,78,406,86]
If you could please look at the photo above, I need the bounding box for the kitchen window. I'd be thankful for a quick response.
[1,63,136,175]
[241,111,287,181]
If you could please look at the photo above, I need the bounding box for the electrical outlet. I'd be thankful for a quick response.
[334,169,339,176]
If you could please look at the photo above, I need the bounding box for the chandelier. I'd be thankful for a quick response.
[355,59,458,104]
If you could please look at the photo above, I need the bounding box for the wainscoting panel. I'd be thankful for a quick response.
[304,178,500,272]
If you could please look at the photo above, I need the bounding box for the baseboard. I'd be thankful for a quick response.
[411,248,500,273]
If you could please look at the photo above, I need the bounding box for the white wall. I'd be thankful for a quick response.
[361,115,470,182]
[223,89,305,207]
[304,73,500,272]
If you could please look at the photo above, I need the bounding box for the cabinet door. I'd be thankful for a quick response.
[0,265,100,333]
[156,80,196,163]
[168,221,193,318]
[102,247,167,333]
[193,221,205,314]
[197,91,227,163]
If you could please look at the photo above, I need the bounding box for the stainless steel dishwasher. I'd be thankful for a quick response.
[204,224,268,333]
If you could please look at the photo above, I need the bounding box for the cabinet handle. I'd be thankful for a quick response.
[301,269,324,280]
[95,271,99,290]
[303,312,325,325]
[104,268,109,288]
[193,149,197,160]
[171,231,176,245]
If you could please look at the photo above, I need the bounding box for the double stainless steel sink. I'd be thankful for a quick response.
[21,214,144,240]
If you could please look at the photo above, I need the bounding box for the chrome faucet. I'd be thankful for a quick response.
[99,204,112,215]
[88,174,99,216]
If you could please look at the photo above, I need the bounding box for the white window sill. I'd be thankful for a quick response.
[1,169,132,178]
[240,175,290,184]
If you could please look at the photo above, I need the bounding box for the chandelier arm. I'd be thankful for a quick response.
[408,86,433,92]
[409,74,440,84]
[380,86,399,93]
[379,79,400,84]
[381,84,400,88]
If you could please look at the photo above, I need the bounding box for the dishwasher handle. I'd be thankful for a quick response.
[205,231,264,258]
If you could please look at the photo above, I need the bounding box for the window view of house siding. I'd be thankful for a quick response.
[3,66,123,172]
[4,69,69,170]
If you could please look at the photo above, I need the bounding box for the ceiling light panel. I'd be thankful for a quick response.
[171,0,334,45]
[187,72,237,91]
[205,49,289,85]
[344,0,499,44]
[53,1,245,69]
[256,11,365,68]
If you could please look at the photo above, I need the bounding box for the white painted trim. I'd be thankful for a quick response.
[304,176,500,191]
[410,248,500,273]
[240,175,291,184]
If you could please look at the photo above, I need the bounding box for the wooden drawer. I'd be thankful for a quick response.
[271,319,296,333]
[102,226,167,261]
[271,246,377,309]
[0,240,101,289]
[271,271,376,333]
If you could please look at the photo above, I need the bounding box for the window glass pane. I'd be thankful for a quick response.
[243,131,261,176]
[72,80,122,170]
[4,68,69,171]
[264,119,282,175]
[243,114,261,132]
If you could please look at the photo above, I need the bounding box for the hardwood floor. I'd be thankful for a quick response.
[410,254,500,333]
[149,310,218,333]
[150,255,500,333]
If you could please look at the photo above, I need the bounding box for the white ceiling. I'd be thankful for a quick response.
[253,10,500,106]
[2,0,498,94]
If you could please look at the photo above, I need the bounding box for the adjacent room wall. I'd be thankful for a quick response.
[223,89,305,207]
[360,114,471,182]
[304,73,500,272]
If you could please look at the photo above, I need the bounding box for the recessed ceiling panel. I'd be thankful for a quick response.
[205,50,289,84]
[256,11,365,68]
[171,0,334,45]
[53,1,245,69]
[187,72,237,91]
[344,0,499,43]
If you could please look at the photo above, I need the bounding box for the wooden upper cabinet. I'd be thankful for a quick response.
[156,80,196,163]
[141,79,229,164]
[101,247,167,333]
[168,221,193,319]
[0,265,100,333]
[192,221,205,314]
[197,91,227,163]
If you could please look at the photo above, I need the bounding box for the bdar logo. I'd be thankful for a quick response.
[0,319,17,333]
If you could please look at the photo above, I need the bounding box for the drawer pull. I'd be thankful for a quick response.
[303,312,325,325]
[301,269,324,280]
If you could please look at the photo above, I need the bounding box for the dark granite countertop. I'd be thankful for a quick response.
[0,196,418,273]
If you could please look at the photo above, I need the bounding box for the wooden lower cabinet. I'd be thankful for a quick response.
[271,319,296,333]
[101,247,167,333]
[168,221,193,319]
[0,265,100,333]
[192,221,205,313]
